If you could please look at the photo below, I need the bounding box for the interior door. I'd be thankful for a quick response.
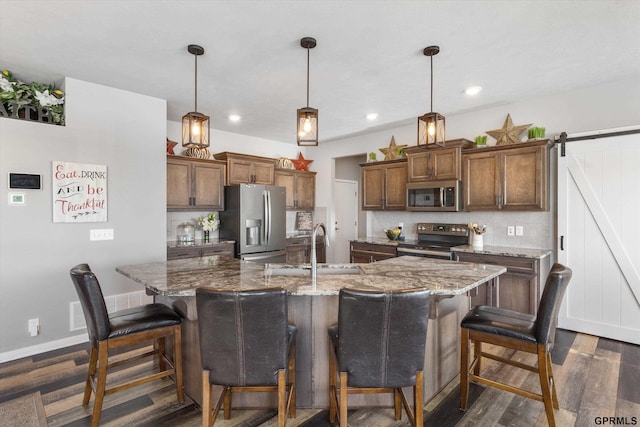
[557,130,640,344]
[333,180,358,264]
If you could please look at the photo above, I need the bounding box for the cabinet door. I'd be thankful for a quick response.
[362,166,384,210]
[497,270,538,314]
[500,145,547,210]
[408,151,431,182]
[193,162,225,210]
[462,151,499,211]
[383,162,407,210]
[253,161,275,185]
[227,157,254,184]
[295,172,316,210]
[286,244,308,264]
[201,243,234,257]
[432,148,460,180]
[167,158,192,208]
[275,170,296,209]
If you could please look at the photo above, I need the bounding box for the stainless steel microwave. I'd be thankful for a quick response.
[406,180,461,211]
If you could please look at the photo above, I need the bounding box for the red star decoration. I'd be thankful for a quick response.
[166,139,178,155]
[291,152,313,171]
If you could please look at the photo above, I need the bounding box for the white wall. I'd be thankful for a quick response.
[0,78,167,359]
[312,76,640,260]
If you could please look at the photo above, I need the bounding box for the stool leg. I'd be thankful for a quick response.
[288,345,296,418]
[547,351,559,409]
[473,339,482,375]
[223,386,232,420]
[415,371,424,427]
[328,346,337,423]
[339,372,348,427]
[83,346,98,406]
[201,370,212,427]
[394,388,402,420]
[91,341,109,427]
[460,327,470,410]
[277,369,286,427]
[173,325,184,402]
[157,336,166,371]
[537,344,556,427]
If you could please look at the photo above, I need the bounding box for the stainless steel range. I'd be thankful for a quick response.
[397,223,469,260]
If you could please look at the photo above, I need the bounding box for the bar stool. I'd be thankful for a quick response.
[460,263,572,427]
[328,288,431,427]
[196,287,296,427]
[69,264,184,427]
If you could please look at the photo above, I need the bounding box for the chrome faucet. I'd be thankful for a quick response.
[311,222,330,280]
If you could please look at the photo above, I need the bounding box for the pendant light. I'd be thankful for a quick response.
[297,37,318,146]
[417,45,445,147]
[182,44,210,148]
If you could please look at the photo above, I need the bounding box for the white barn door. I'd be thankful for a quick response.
[557,130,640,344]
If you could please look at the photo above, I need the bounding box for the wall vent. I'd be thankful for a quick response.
[70,290,152,331]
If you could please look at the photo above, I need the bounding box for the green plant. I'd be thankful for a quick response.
[528,127,545,139]
[0,69,65,124]
[475,135,487,145]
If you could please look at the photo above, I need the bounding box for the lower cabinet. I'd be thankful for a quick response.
[286,237,325,264]
[349,241,397,263]
[455,252,547,315]
[167,243,234,260]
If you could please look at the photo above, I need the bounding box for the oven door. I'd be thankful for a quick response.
[397,247,452,260]
[406,180,461,212]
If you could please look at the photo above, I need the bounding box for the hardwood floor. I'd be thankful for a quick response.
[0,329,638,426]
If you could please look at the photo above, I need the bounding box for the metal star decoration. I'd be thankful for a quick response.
[486,114,532,145]
[379,136,407,161]
[291,152,313,171]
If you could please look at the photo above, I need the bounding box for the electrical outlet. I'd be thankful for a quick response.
[90,228,114,241]
[507,225,515,236]
[516,225,524,236]
[28,318,39,336]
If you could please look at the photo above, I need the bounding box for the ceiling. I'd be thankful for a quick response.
[1,1,639,144]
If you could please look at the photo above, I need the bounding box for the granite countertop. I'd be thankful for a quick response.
[167,239,235,249]
[116,255,505,297]
[451,245,552,259]
[350,237,418,246]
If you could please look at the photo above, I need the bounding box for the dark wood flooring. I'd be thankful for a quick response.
[0,329,638,426]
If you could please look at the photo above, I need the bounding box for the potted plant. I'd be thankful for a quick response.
[528,127,546,140]
[475,135,487,147]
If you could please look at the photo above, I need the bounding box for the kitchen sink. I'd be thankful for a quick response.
[264,263,363,276]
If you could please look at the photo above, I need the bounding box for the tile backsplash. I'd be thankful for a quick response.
[167,211,220,241]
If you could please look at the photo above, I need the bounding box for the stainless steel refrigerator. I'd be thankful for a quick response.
[219,184,287,263]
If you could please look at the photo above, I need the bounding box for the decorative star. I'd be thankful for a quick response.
[291,152,313,171]
[166,139,178,155]
[379,136,407,161]
[486,114,532,145]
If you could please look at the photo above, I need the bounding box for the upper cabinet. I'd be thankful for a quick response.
[404,140,472,182]
[167,155,225,211]
[275,169,316,210]
[213,152,275,185]
[461,139,551,211]
[360,159,407,210]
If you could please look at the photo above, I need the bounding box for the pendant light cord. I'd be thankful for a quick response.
[306,46,310,108]
[194,53,198,112]
[430,54,433,113]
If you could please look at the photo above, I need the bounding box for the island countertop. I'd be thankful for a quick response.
[116,255,506,297]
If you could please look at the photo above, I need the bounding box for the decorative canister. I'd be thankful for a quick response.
[177,223,195,244]
[471,233,483,249]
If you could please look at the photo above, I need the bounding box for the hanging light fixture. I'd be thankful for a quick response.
[297,37,318,146]
[417,45,445,147]
[182,44,210,148]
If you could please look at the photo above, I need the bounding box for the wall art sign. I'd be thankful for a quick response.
[52,161,107,222]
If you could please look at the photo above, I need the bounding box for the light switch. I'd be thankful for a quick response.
[507,226,515,236]
[90,229,114,241]
[516,225,524,236]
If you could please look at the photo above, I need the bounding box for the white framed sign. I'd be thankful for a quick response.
[52,161,107,223]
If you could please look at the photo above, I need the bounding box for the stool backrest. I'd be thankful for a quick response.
[534,263,573,345]
[337,288,431,388]
[70,264,111,343]
[196,287,289,387]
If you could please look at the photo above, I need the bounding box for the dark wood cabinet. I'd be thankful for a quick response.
[213,152,275,185]
[461,139,551,211]
[167,156,225,211]
[360,159,407,210]
[349,241,397,263]
[275,169,316,210]
[286,236,325,264]
[167,242,234,260]
[455,251,548,315]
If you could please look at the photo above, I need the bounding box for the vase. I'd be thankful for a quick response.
[203,231,210,243]
[471,233,483,249]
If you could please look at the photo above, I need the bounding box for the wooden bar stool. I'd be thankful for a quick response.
[328,288,431,427]
[460,263,572,427]
[70,263,184,427]
[196,287,296,427]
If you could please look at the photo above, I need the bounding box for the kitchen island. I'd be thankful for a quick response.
[116,256,505,409]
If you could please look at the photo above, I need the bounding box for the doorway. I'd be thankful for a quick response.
[332,180,358,263]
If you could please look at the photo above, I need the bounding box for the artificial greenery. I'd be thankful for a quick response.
[0,69,65,125]
[528,127,545,139]
[475,135,487,145]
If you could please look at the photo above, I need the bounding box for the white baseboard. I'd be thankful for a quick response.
[0,333,89,363]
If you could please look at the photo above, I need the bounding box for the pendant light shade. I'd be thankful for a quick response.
[182,44,210,148]
[297,37,318,146]
[418,45,445,147]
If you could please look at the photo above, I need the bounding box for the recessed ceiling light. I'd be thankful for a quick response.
[366,113,378,121]
[465,86,482,96]
[228,114,241,122]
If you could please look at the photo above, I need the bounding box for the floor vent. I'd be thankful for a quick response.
[70,290,152,331]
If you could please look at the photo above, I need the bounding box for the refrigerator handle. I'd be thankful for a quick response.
[264,190,270,244]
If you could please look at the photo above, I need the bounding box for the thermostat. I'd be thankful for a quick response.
[8,192,25,205]
[8,173,41,190]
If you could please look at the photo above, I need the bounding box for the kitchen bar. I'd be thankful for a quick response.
[116,255,506,409]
